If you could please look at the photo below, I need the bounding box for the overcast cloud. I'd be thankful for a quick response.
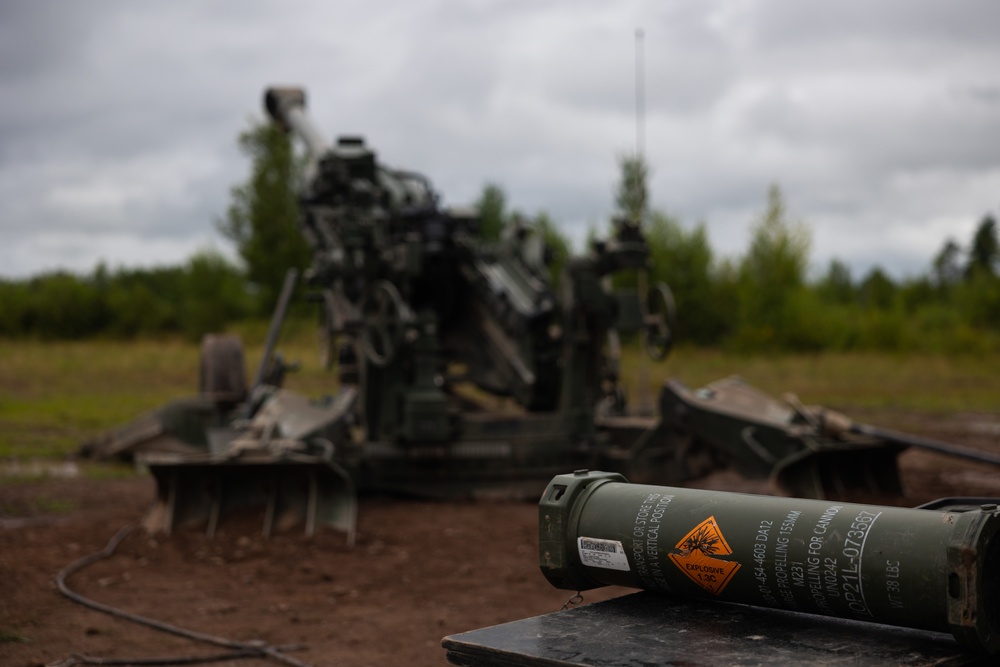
[2,0,999,280]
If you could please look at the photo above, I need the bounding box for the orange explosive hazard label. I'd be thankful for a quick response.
[667,515,742,596]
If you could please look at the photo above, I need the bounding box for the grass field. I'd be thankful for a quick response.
[2,321,998,461]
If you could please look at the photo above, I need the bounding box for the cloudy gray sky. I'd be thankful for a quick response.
[2,0,998,280]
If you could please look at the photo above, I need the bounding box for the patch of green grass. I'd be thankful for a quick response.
[620,342,1000,413]
[0,494,75,517]
[238,328,1000,413]
[34,497,74,513]
[0,630,30,644]
[2,332,999,461]
[81,462,142,480]
[0,338,200,459]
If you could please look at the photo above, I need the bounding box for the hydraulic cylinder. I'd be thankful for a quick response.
[539,470,1000,654]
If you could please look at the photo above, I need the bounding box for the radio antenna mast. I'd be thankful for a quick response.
[635,28,645,158]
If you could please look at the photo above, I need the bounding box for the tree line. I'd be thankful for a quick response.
[0,253,251,340]
[0,123,306,342]
[485,154,1000,354]
[646,188,1000,353]
[2,121,997,353]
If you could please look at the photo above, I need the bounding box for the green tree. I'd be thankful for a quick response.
[816,259,855,305]
[858,267,897,310]
[0,280,31,336]
[736,185,811,348]
[898,276,936,315]
[180,251,253,340]
[26,272,104,339]
[645,212,732,344]
[533,211,571,287]
[933,238,963,287]
[476,183,508,242]
[218,119,310,314]
[966,214,998,278]
[614,153,649,224]
[956,270,1000,329]
[103,272,176,337]
[954,213,1000,332]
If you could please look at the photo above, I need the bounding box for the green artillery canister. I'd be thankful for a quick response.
[539,471,1000,654]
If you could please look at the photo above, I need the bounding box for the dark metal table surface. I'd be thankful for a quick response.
[442,592,989,666]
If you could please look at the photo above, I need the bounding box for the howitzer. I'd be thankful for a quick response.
[126,85,677,539]
[84,85,1000,542]
[264,86,659,419]
[260,86,675,446]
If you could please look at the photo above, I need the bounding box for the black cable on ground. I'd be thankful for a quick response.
[47,650,261,666]
[50,525,317,667]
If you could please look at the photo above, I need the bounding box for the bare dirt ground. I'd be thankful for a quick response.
[2,410,1000,667]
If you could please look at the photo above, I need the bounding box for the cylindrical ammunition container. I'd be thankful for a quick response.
[539,471,1000,654]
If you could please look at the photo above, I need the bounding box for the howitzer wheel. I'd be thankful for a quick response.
[643,282,676,361]
[360,280,409,367]
[199,334,247,404]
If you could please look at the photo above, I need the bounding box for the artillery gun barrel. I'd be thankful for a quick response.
[540,470,1000,654]
[264,86,330,163]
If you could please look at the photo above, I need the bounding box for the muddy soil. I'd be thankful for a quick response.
[2,410,999,667]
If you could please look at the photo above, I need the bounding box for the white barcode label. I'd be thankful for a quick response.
[577,536,630,571]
